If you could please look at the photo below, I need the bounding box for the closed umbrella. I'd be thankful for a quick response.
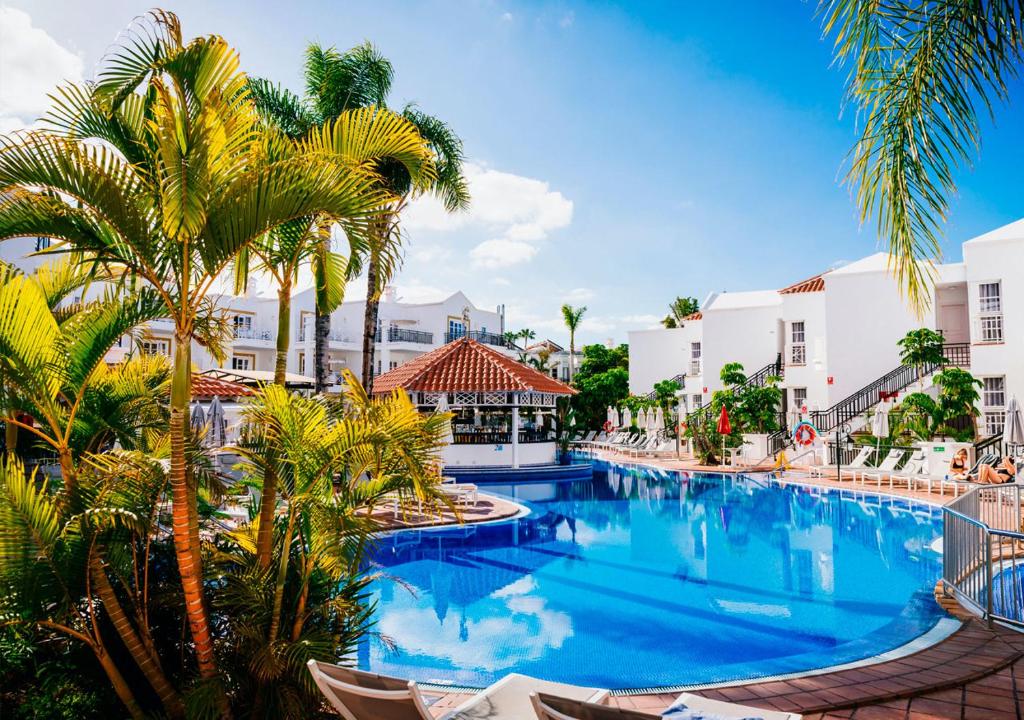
[621,407,632,429]
[654,406,665,434]
[717,406,732,464]
[207,395,226,447]
[189,402,206,437]
[436,395,453,446]
[646,408,658,435]
[1003,396,1024,450]
[872,401,890,454]
[607,406,615,425]
[637,408,647,433]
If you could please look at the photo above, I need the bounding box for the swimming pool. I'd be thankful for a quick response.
[358,461,948,690]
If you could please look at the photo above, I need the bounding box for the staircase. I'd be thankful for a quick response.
[644,373,686,402]
[686,354,784,428]
[768,342,972,455]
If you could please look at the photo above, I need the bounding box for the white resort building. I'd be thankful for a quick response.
[628,217,1024,440]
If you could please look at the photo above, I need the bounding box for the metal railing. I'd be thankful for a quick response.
[686,354,783,428]
[444,330,515,348]
[943,342,971,367]
[450,429,550,444]
[943,483,1024,628]
[232,326,274,341]
[388,327,433,344]
[644,374,685,401]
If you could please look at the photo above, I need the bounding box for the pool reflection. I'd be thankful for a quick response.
[360,463,945,689]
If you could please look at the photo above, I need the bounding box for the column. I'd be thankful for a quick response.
[511,395,520,469]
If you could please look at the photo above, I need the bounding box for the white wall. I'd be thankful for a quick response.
[780,291,828,411]
[442,442,556,467]
[627,325,699,395]
[702,296,783,397]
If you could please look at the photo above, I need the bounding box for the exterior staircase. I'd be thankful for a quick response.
[643,373,686,402]
[768,342,971,455]
[686,354,784,428]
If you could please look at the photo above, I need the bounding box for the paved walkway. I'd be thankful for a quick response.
[423,453,1024,719]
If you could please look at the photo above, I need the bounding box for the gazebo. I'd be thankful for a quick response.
[372,338,577,471]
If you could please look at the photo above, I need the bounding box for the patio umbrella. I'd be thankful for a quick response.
[647,408,659,435]
[611,407,620,428]
[607,406,615,425]
[436,396,453,446]
[189,402,206,436]
[872,401,890,454]
[1003,396,1024,450]
[621,407,632,429]
[636,408,647,432]
[654,406,665,434]
[717,406,732,463]
[207,395,226,448]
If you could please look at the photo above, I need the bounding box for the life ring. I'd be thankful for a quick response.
[678,421,687,434]
[603,420,613,433]
[793,421,817,446]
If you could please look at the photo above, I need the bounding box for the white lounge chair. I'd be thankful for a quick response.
[531,690,801,720]
[861,449,907,486]
[887,451,926,489]
[827,446,875,482]
[307,661,608,720]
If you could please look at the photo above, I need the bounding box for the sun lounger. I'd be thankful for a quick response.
[531,690,802,719]
[826,446,875,482]
[886,451,925,489]
[307,661,610,720]
[861,449,908,486]
[938,452,1000,496]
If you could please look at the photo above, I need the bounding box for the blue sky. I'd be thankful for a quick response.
[3,1,1022,344]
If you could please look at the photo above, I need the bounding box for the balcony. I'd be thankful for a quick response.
[445,330,515,348]
[388,327,433,344]
[232,326,274,344]
[942,342,971,368]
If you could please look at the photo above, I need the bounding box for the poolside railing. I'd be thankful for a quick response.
[943,483,1024,629]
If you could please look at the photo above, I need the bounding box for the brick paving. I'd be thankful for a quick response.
[422,453,1024,718]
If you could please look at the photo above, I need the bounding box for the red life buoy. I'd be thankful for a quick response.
[603,420,613,433]
[793,421,817,446]
[678,421,687,434]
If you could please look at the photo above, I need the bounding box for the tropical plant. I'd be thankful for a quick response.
[819,0,1024,310]
[570,343,630,429]
[528,346,553,372]
[933,367,982,438]
[897,328,946,381]
[661,296,700,328]
[250,42,469,391]
[212,373,450,718]
[0,10,436,689]
[560,304,587,382]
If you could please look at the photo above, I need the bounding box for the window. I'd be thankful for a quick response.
[689,342,702,375]
[792,387,808,411]
[389,360,398,371]
[691,394,703,410]
[977,282,1004,343]
[376,360,382,376]
[297,352,305,375]
[141,339,169,356]
[790,321,806,365]
[299,313,314,341]
[231,355,251,370]
[35,237,50,252]
[982,376,1006,436]
[448,319,466,339]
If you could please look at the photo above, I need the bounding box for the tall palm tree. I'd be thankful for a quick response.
[0,10,434,691]
[820,0,1024,311]
[251,42,469,391]
[560,304,587,383]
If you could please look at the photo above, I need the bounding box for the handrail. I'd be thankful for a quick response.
[644,374,685,401]
[942,483,1024,629]
[685,354,783,428]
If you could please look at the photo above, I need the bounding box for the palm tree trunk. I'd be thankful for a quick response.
[568,333,575,383]
[267,507,298,644]
[169,330,218,681]
[90,556,185,718]
[314,221,331,393]
[254,285,291,567]
[4,420,15,452]
[360,253,380,391]
[93,645,147,720]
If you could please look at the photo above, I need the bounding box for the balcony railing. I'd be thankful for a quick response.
[942,342,971,368]
[450,429,551,444]
[232,326,274,341]
[388,327,433,344]
[444,330,515,348]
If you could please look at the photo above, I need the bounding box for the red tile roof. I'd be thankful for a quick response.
[372,338,577,395]
[681,311,702,321]
[192,374,254,398]
[779,273,826,294]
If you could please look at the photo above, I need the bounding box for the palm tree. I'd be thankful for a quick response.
[820,0,1024,310]
[215,372,451,718]
[251,42,469,391]
[661,296,699,328]
[560,304,587,382]
[0,10,434,690]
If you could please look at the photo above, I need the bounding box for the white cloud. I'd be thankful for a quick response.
[404,161,572,268]
[469,238,538,268]
[0,8,83,131]
[561,287,594,303]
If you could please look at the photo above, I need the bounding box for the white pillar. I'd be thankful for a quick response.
[511,395,520,469]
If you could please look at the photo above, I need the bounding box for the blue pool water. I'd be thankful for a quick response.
[358,461,947,689]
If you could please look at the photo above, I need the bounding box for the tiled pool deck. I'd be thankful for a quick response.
[422,453,1024,719]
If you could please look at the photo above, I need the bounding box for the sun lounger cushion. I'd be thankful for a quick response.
[308,662,436,720]
[532,692,658,719]
[448,673,608,720]
[664,692,802,719]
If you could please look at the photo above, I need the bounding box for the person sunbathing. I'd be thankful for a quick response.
[977,456,1018,484]
[948,448,969,481]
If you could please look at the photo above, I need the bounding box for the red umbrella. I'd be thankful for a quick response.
[717,406,732,435]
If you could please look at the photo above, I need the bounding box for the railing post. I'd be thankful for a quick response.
[985,533,994,627]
